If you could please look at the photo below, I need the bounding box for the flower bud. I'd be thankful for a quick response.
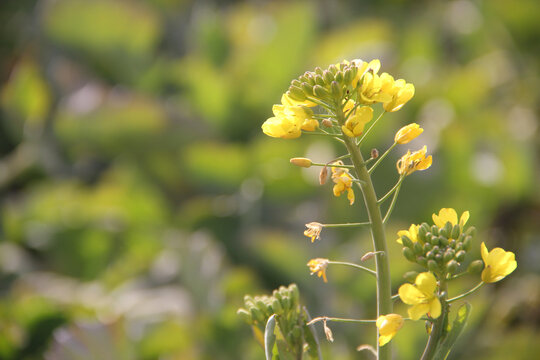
[468,260,484,274]
[403,247,416,262]
[319,166,328,185]
[331,81,342,98]
[394,123,423,144]
[289,86,307,101]
[335,71,344,83]
[449,239,456,248]
[455,242,464,252]
[291,79,302,88]
[431,236,440,246]
[426,251,434,260]
[313,84,330,99]
[438,236,449,247]
[271,298,283,313]
[323,70,334,84]
[314,75,325,86]
[401,235,414,248]
[413,242,423,255]
[465,226,477,237]
[250,307,265,323]
[443,249,455,262]
[431,225,439,235]
[423,242,432,252]
[290,157,312,168]
[446,260,459,274]
[455,250,466,262]
[321,119,333,127]
[428,260,438,272]
[463,235,472,251]
[315,67,324,76]
[328,64,338,75]
[289,284,299,304]
[434,253,443,262]
[301,82,313,96]
[418,224,429,240]
[237,308,252,323]
[417,256,428,267]
[451,224,461,239]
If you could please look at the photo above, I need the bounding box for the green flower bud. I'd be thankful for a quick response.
[291,79,302,88]
[288,86,307,101]
[468,259,484,274]
[465,226,477,237]
[237,308,252,323]
[440,222,452,238]
[431,236,440,246]
[439,236,449,247]
[313,85,330,99]
[315,67,324,76]
[281,297,291,312]
[314,75,325,87]
[431,225,439,235]
[413,242,423,255]
[289,284,299,304]
[426,250,434,260]
[331,81,342,98]
[344,68,355,85]
[446,260,459,274]
[335,71,344,83]
[417,256,428,267]
[328,64,338,75]
[435,253,443,262]
[428,260,438,272]
[455,250,466,262]
[272,298,283,314]
[423,242,432,252]
[404,271,420,282]
[451,224,461,239]
[463,235,472,251]
[292,325,302,340]
[443,249,455,262]
[323,70,334,84]
[456,242,464,252]
[418,224,429,241]
[301,82,313,96]
[305,73,316,86]
[403,247,416,262]
[401,235,414,248]
[250,307,265,323]
[432,245,440,254]
[449,239,457,248]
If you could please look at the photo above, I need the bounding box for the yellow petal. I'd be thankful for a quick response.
[459,211,470,228]
[398,283,425,305]
[428,297,441,319]
[408,303,430,320]
[433,208,458,228]
[415,272,437,296]
[481,242,489,264]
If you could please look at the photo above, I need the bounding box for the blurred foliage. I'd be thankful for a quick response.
[0,0,539,359]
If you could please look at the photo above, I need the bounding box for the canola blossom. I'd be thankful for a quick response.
[399,272,441,320]
[331,162,355,205]
[481,242,517,283]
[307,258,329,282]
[432,208,470,229]
[396,146,432,176]
[376,314,404,346]
[394,123,423,144]
[396,224,419,244]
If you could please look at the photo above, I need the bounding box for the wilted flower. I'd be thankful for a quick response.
[331,162,355,205]
[307,258,329,282]
[399,272,441,320]
[304,222,323,243]
[396,146,432,176]
[481,242,517,283]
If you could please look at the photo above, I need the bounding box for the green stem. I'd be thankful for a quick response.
[338,111,392,360]
[378,176,404,204]
[306,96,336,112]
[358,111,386,146]
[382,178,403,224]
[420,279,448,360]
[368,142,397,174]
[308,316,376,325]
[327,261,376,276]
[322,222,370,228]
[312,162,353,169]
[447,282,484,303]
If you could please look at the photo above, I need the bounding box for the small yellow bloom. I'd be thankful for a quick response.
[481,242,517,283]
[331,162,355,205]
[399,272,441,320]
[307,258,329,282]
[304,222,323,242]
[341,102,373,137]
[395,123,423,144]
[432,208,470,229]
[396,224,420,244]
[290,157,313,168]
[351,59,381,88]
[358,72,393,104]
[262,103,314,139]
[383,79,415,112]
[376,314,404,346]
[396,145,432,176]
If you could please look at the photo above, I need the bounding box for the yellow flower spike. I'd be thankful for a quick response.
[331,162,355,205]
[304,222,323,243]
[376,314,404,346]
[398,272,441,320]
[307,258,329,282]
[396,146,432,176]
[432,208,470,229]
[394,123,424,144]
[396,224,420,244]
[481,242,517,283]
[383,79,415,112]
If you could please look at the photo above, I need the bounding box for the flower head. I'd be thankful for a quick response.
[331,162,355,205]
[383,79,415,112]
[307,258,329,282]
[262,97,316,139]
[376,314,404,346]
[358,72,393,104]
[396,224,420,244]
[304,222,323,243]
[432,208,470,229]
[481,242,517,283]
[395,123,423,144]
[396,146,432,176]
[341,102,373,137]
[398,272,441,320]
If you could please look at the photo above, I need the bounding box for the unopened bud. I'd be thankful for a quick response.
[371,148,379,159]
[322,119,333,127]
[319,166,328,185]
[403,271,419,282]
[361,251,383,261]
[290,157,312,168]
[451,224,461,239]
[288,86,307,101]
[446,260,458,274]
[455,250,466,262]
[468,260,484,274]
[427,260,438,272]
[403,247,416,262]
[324,320,334,342]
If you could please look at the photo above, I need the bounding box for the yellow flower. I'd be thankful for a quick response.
[304,222,323,243]
[351,59,381,88]
[376,314,404,346]
[307,258,329,282]
[432,208,470,229]
[331,162,355,205]
[398,272,441,320]
[281,92,317,108]
[396,145,432,176]
[262,103,314,139]
[341,101,373,137]
[383,79,415,112]
[396,224,419,244]
[395,123,423,144]
[358,72,393,104]
[481,242,517,283]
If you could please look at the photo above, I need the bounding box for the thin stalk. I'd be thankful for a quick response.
[327,261,376,276]
[420,279,448,360]
[338,111,392,360]
[322,222,370,228]
[368,142,397,174]
[308,316,376,325]
[303,307,324,360]
[447,282,484,303]
[378,176,404,204]
[382,178,404,224]
[312,162,353,169]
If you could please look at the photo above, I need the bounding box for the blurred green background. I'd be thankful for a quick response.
[0,0,539,359]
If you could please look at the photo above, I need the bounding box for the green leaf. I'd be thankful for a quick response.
[264,314,277,360]
[433,302,472,360]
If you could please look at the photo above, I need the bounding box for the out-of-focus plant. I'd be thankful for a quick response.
[240,59,517,359]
